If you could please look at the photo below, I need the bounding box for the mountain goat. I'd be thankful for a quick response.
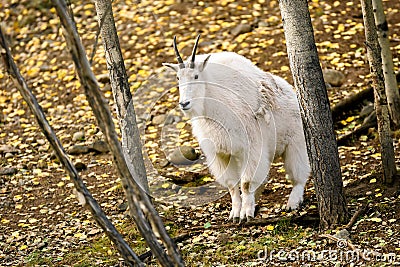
[163,35,310,222]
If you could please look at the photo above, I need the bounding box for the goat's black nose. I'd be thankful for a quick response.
[179,101,191,110]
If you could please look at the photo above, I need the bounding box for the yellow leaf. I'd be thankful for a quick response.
[266,225,274,231]
[369,178,377,184]
[161,183,170,189]
[13,195,22,201]
[15,204,23,209]
[280,66,290,71]
[176,122,186,129]
[28,218,38,223]
[369,217,382,223]
[57,181,65,187]
[20,245,28,250]
[16,109,25,115]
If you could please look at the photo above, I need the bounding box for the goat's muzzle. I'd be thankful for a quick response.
[179,100,191,110]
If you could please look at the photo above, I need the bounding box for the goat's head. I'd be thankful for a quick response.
[163,35,211,117]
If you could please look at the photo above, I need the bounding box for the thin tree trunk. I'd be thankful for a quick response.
[361,0,396,184]
[0,27,143,267]
[278,0,348,229]
[93,0,149,194]
[51,0,184,265]
[372,0,400,127]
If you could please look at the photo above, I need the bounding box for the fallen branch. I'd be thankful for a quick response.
[345,203,369,230]
[320,233,359,251]
[0,26,143,267]
[331,87,373,120]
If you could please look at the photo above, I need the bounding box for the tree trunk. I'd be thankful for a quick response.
[51,0,184,265]
[278,0,348,229]
[372,0,400,127]
[93,0,149,194]
[361,0,397,184]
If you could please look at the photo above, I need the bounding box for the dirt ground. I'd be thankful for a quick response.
[0,0,400,266]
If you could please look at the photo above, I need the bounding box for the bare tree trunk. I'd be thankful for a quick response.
[0,26,144,267]
[93,0,149,194]
[278,0,348,229]
[372,0,400,127]
[51,0,184,265]
[361,0,397,184]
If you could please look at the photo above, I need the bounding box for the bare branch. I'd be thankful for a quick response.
[0,26,143,267]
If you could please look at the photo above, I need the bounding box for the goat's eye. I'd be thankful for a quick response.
[194,74,199,79]
[176,76,179,80]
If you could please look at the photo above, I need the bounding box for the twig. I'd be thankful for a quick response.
[345,203,369,230]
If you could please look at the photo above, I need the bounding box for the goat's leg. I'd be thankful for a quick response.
[240,181,256,222]
[284,144,310,210]
[206,152,241,222]
[228,184,241,223]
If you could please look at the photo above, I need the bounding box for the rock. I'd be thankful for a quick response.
[0,144,19,154]
[230,23,252,37]
[335,229,350,240]
[74,162,87,171]
[97,73,110,83]
[0,167,18,175]
[165,115,181,125]
[72,131,85,142]
[322,69,346,87]
[152,114,167,125]
[159,159,170,168]
[168,146,199,165]
[360,103,374,117]
[88,140,109,153]
[68,145,90,155]
[4,153,13,159]
[118,202,128,212]
[36,139,46,145]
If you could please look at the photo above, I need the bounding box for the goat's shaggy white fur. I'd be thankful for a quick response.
[164,51,310,222]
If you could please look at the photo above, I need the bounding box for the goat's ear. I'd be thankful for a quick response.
[199,55,211,72]
[163,63,179,72]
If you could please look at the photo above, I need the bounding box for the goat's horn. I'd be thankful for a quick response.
[173,36,185,69]
[190,34,200,69]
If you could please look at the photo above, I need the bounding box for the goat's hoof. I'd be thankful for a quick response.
[232,217,240,224]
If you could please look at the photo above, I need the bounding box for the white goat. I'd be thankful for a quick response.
[164,35,310,222]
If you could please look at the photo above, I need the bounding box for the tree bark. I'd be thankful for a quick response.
[0,26,143,267]
[93,0,149,194]
[372,0,400,127]
[278,0,348,229]
[361,0,396,184]
[51,0,184,266]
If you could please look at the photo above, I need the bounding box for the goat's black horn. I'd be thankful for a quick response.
[190,34,200,69]
[173,36,185,69]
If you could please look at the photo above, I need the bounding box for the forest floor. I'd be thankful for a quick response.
[0,0,400,266]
